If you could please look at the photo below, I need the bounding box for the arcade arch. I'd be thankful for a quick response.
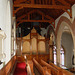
[56,17,75,68]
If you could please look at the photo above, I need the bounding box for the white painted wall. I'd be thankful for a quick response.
[55,4,75,30]
[5,0,12,64]
[0,0,8,30]
[72,4,75,21]
[61,32,73,68]
[0,0,13,66]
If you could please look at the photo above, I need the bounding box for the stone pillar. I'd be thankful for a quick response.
[56,48,60,66]
[49,45,54,62]
[49,35,54,62]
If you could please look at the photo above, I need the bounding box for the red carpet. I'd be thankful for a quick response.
[13,62,27,75]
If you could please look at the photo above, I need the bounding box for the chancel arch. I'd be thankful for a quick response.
[56,16,75,68]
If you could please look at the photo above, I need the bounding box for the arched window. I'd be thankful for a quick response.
[53,46,56,64]
[53,46,65,65]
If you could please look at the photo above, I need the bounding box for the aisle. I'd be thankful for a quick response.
[13,62,27,75]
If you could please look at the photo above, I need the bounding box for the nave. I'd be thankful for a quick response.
[0,0,75,75]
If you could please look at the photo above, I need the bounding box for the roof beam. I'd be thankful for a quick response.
[31,0,34,4]
[14,0,27,4]
[57,0,70,7]
[18,20,52,23]
[17,9,55,21]
[52,0,56,5]
[63,9,72,18]
[14,4,70,10]
[17,20,52,27]
[36,10,54,21]
[16,10,36,21]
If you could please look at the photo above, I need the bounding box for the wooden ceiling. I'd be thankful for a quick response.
[13,0,75,28]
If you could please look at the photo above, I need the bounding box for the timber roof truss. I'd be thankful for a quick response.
[13,0,75,28]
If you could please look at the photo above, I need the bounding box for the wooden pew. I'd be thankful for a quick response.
[0,55,36,75]
[27,60,35,75]
[43,66,51,75]
[33,58,45,75]
[49,62,63,75]
[49,62,73,75]
[41,59,63,75]
[23,54,49,62]
[33,58,51,75]
[63,69,73,75]
[16,55,25,62]
[0,55,16,75]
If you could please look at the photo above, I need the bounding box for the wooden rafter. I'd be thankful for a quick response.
[17,20,52,27]
[14,4,70,13]
[14,0,73,28]
[63,9,72,18]
[16,10,35,21]
[46,0,48,5]
[35,10,54,21]
[48,0,51,5]
[52,0,56,5]
[17,14,27,21]
[14,4,70,9]
[17,9,54,21]
[31,0,34,4]
[13,0,71,18]
[16,9,55,27]
[57,0,70,6]
[14,0,29,4]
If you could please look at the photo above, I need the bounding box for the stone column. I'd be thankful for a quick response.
[49,45,54,62]
[49,35,54,62]
[56,48,60,66]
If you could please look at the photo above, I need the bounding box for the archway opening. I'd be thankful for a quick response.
[61,29,74,68]
[53,45,65,66]
[57,20,74,69]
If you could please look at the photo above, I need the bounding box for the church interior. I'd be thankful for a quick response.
[0,0,75,75]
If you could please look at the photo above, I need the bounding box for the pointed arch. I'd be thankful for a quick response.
[47,25,55,39]
[56,16,75,65]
